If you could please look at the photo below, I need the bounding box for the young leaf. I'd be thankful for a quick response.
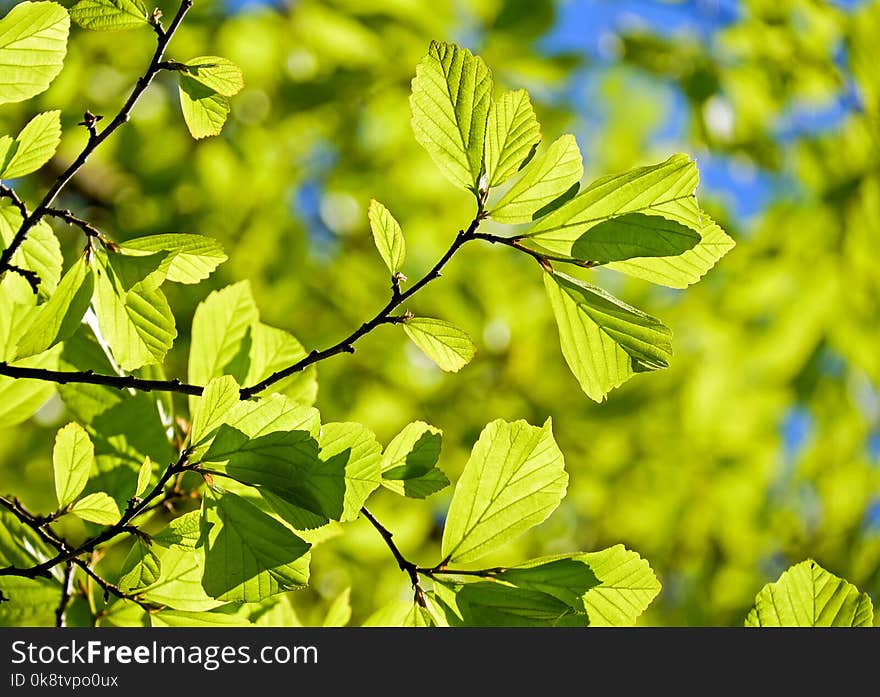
[745,560,874,627]
[497,545,661,626]
[71,492,120,525]
[178,76,231,140]
[525,153,700,250]
[362,600,440,627]
[441,418,568,564]
[134,456,152,498]
[201,491,311,602]
[183,56,244,97]
[120,233,227,284]
[402,317,476,373]
[489,134,584,224]
[191,375,241,446]
[543,271,673,402]
[15,256,93,359]
[52,422,94,507]
[0,201,63,296]
[434,580,587,627]
[0,1,70,106]
[317,422,383,521]
[140,545,223,612]
[0,344,61,427]
[381,421,448,498]
[0,273,36,361]
[188,281,259,389]
[152,509,202,550]
[410,40,492,191]
[605,214,736,288]
[368,199,405,277]
[484,89,541,188]
[566,212,701,263]
[0,110,62,179]
[69,0,148,31]
[118,537,161,591]
[322,587,352,627]
[242,322,317,406]
[91,250,177,371]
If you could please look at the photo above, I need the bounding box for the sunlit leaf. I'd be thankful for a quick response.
[53,421,94,507]
[410,40,492,190]
[441,418,567,564]
[484,89,541,188]
[402,317,475,373]
[69,0,147,31]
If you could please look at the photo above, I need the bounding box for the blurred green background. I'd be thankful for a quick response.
[1,0,879,626]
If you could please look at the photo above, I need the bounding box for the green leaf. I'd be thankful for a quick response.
[605,214,736,288]
[0,201,63,297]
[191,375,241,446]
[134,456,152,498]
[140,545,223,611]
[441,418,567,564]
[152,510,202,550]
[16,256,93,359]
[410,40,492,191]
[484,89,541,188]
[0,110,62,179]
[368,199,405,276]
[120,233,227,284]
[184,56,244,97]
[317,422,383,521]
[70,491,120,524]
[497,545,661,626]
[91,250,177,371]
[322,587,351,627]
[543,271,673,402]
[69,0,147,31]
[0,1,70,106]
[0,273,36,361]
[0,577,60,626]
[201,491,311,602]
[118,538,161,592]
[565,212,701,263]
[242,322,317,406]
[434,581,587,627]
[53,422,94,507]
[188,281,259,391]
[362,600,439,627]
[381,421,448,498]
[745,560,874,627]
[402,317,476,373]
[178,76,231,140]
[0,508,54,568]
[0,343,61,427]
[489,134,583,224]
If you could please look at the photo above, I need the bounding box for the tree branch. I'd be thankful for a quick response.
[0,450,191,579]
[0,363,204,396]
[0,0,194,282]
[239,211,487,398]
[471,231,598,269]
[361,506,426,607]
[55,562,74,627]
[43,207,115,248]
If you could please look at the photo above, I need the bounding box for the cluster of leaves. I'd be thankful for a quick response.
[2,0,850,629]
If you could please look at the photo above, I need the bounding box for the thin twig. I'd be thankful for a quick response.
[239,212,487,398]
[0,363,204,396]
[472,231,598,269]
[0,0,194,282]
[0,184,29,218]
[43,207,114,247]
[0,450,191,578]
[361,506,426,607]
[55,563,75,627]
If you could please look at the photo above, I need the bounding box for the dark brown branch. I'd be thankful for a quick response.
[361,507,426,607]
[418,565,506,579]
[0,363,204,396]
[5,264,40,293]
[55,563,74,627]
[0,211,485,400]
[43,207,113,247]
[0,184,29,219]
[0,0,193,282]
[72,558,161,612]
[471,231,599,269]
[0,451,191,578]
[239,212,486,398]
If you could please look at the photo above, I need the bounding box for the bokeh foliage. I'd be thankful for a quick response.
[1,0,878,626]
